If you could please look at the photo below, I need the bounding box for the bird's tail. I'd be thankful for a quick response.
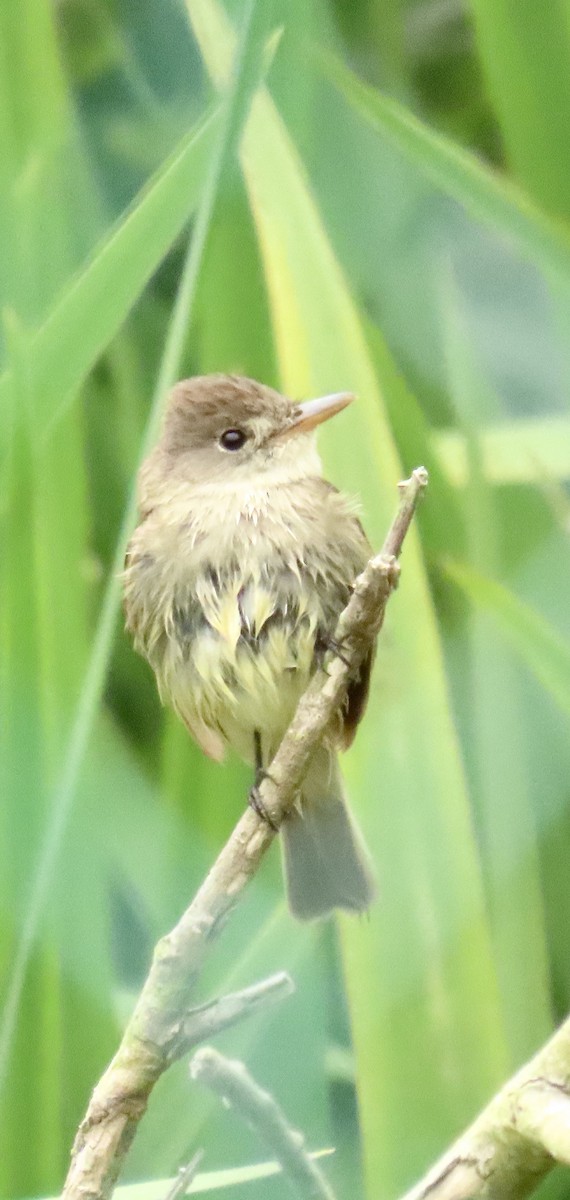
[281,744,377,921]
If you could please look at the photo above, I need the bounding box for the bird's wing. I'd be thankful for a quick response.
[340,645,375,750]
[326,503,374,752]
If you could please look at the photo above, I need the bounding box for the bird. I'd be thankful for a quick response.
[123,373,376,920]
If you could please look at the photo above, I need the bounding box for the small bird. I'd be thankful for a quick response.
[123,374,376,920]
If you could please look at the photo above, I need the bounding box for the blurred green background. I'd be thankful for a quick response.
[2,0,570,1197]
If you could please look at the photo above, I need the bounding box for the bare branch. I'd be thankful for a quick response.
[400,1013,570,1200]
[169,972,294,1060]
[191,1047,336,1200]
[61,468,427,1200]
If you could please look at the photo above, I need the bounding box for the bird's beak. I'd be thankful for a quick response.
[275,391,355,440]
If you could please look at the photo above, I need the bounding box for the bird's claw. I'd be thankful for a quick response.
[248,784,279,831]
[318,633,351,668]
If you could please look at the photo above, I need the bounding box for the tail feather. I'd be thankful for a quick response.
[281,745,376,921]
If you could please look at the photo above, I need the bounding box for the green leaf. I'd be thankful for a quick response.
[433,416,570,485]
[0,309,120,1192]
[0,109,219,439]
[438,300,552,1064]
[0,315,59,1190]
[470,0,570,221]
[320,49,570,288]
[0,0,99,322]
[445,560,570,719]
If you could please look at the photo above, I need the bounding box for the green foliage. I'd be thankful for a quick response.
[2,1,570,1198]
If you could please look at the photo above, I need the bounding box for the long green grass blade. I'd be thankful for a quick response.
[320,50,570,287]
[446,561,570,718]
[1,0,127,1131]
[0,315,59,1190]
[186,2,509,1194]
[440,295,552,1062]
[0,110,219,440]
[470,0,570,220]
[0,2,122,1184]
[1,309,120,1191]
[0,0,97,323]
[434,415,570,485]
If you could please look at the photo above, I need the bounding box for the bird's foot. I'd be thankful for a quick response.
[248,782,279,831]
[317,632,352,668]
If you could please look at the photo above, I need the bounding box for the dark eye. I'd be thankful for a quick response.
[219,428,247,451]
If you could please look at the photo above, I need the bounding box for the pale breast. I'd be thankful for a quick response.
[124,476,370,763]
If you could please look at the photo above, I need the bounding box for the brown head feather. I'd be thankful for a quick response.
[161,374,294,455]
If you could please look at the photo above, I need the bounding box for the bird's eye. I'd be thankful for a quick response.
[219,428,247,451]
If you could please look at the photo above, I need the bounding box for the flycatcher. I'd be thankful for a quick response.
[124,374,376,920]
